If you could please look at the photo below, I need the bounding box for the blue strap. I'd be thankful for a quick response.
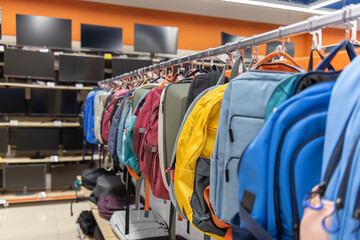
[316,40,357,71]
[239,203,273,240]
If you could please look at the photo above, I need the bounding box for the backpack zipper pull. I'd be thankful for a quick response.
[229,128,234,142]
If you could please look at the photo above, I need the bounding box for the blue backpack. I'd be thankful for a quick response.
[83,90,100,144]
[210,62,304,224]
[117,100,132,165]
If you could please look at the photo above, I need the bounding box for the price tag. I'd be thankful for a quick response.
[0,157,2,163]
[93,154,100,160]
[50,155,59,162]
[104,53,112,60]
[75,83,83,90]
[10,120,18,126]
[217,54,229,63]
[38,192,47,198]
[53,121,62,127]
[0,199,7,205]
[0,46,4,52]
[47,82,55,88]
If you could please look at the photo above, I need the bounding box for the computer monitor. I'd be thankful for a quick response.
[4,48,55,80]
[221,32,252,59]
[0,128,8,155]
[58,55,105,83]
[81,24,123,52]
[30,89,78,116]
[0,88,26,115]
[3,164,46,191]
[112,58,152,77]
[62,128,83,151]
[12,128,59,154]
[266,41,295,57]
[134,23,178,54]
[51,163,92,189]
[16,14,72,49]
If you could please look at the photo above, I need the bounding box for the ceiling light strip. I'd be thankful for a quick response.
[310,0,342,10]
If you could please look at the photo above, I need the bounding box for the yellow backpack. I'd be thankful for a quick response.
[173,84,230,240]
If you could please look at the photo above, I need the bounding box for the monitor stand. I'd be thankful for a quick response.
[30,152,46,159]
[15,186,34,196]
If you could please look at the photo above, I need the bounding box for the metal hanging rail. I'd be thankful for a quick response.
[99,4,360,86]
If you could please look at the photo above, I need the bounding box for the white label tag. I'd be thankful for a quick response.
[93,154,100,160]
[53,121,62,127]
[75,83,83,90]
[38,192,47,198]
[217,54,229,63]
[0,46,4,52]
[47,82,55,88]
[10,120,18,126]
[50,155,59,162]
[0,199,6,205]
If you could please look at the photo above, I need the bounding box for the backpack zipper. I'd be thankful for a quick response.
[289,132,324,239]
[275,110,326,238]
[228,114,263,142]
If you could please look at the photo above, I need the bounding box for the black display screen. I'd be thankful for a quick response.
[16,14,72,49]
[221,32,252,59]
[112,58,152,77]
[134,23,178,54]
[4,48,55,80]
[13,128,59,152]
[30,89,78,116]
[81,24,123,52]
[59,55,104,83]
[62,128,83,150]
[0,88,26,115]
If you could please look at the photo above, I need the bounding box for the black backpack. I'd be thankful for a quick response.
[77,210,96,236]
[81,168,115,190]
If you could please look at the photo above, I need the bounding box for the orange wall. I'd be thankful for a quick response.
[0,0,352,57]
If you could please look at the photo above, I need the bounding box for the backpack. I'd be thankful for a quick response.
[158,80,192,190]
[210,54,304,224]
[174,84,229,239]
[233,80,335,240]
[101,90,128,143]
[83,90,101,144]
[108,90,135,161]
[131,84,160,113]
[81,168,115,190]
[94,91,112,144]
[299,41,358,239]
[77,210,96,237]
[117,99,133,165]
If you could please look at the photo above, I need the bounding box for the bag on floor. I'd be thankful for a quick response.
[300,40,359,240]
[210,52,304,224]
[83,90,101,144]
[110,210,169,240]
[94,91,111,144]
[77,210,96,237]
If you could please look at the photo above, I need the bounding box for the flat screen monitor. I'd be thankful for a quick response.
[30,89,78,116]
[16,14,72,49]
[112,58,152,77]
[4,48,55,80]
[266,41,295,57]
[3,164,46,191]
[0,8,2,40]
[221,32,252,59]
[0,128,8,154]
[0,88,26,115]
[51,163,91,189]
[62,128,83,151]
[59,55,105,83]
[12,128,59,152]
[81,24,123,52]
[134,23,178,54]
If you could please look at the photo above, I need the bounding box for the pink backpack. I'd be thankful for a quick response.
[101,90,128,143]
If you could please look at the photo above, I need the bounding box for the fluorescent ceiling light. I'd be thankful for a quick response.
[221,0,331,14]
[309,0,342,9]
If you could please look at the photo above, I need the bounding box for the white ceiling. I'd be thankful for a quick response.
[81,0,313,25]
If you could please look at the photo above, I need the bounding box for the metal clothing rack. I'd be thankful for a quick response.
[99,4,360,86]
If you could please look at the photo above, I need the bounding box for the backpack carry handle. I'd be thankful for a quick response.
[315,40,357,71]
[308,48,335,72]
[253,51,303,69]
[229,55,247,81]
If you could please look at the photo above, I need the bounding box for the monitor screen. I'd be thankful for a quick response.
[30,89,78,116]
[4,48,55,80]
[0,128,8,154]
[13,128,59,152]
[3,164,46,190]
[0,88,26,115]
[16,14,72,49]
[62,128,83,151]
[81,24,123,52]
[112,58,152,77]
[59,55,105,83]
[221,32,252,59]
[266,41,295,57]
[0,8,2,40]
[134,23,178,54]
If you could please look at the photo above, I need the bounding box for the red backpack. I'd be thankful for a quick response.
[101,90,128,143]
[133,87,169,199]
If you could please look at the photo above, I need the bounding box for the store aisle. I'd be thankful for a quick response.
[0,201,90,240]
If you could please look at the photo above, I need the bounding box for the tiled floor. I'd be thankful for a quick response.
[0,201,90,240]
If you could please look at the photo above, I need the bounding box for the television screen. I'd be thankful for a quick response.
[134,23,178,54]
[30,89,78,116]
[16,14,71,49]
[59,55,104,83]
[12,128,59,152]
[3,164,46,190]
[266,41,295,57]
[62,128,83,151]
[112,58,152,77]
[81,24,123,52]
[0,88,26,115]
[221,32,252,59]
[0,128,8,154]
[4,48,55,80]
